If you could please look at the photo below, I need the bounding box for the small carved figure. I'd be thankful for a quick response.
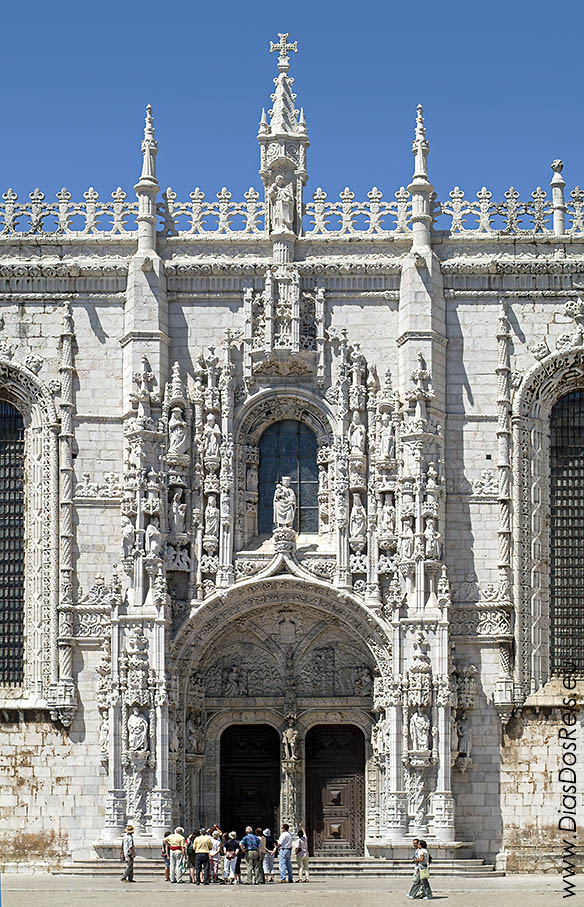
[426,461,439,488]
[379,497,396,535]
[348,411,366,455]
[204,495,220,537]
[410,710,430,751]
[168,407,188,456]
[269,174,295,233]
[187,712,204,753]
[273,476,296,529]
[424,517,441,559]
[128,707,149,751]
[400,516,415,560]
[224,666,246,697]
[121,515,135,558]
[169,722,179,754]
[457,712,472,757]
[170,489,186,534]
[247,466,258,492]
[145,517,162,556]
[378,412,395,460]
[349,492,367,538]
[203,413,222,459]
[283,718,298,761]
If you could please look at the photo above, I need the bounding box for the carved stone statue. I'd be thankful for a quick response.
[168,406,188,456]
[457,712,472,756]
[145,517,162,556]
[204,495,220,537]
[410,710,430,751]
[121,515,135,558]
[378,412,395,460]
[349,493,367,538]
[348,411,366,455]
[269,174,295,233]
[424,517,441,559]
[400,516,415,559]
[170,489,186,534]
[426,462,439,488]
[273,476,296,529]
[379,497,396,535]
[283,718,298,761]
[128,707,149,751]
[187,713,204,753]
[203,413,222,459]
[247,466,258,492]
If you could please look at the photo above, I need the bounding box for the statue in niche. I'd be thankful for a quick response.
[203,413,222,458]
[145,517,162,556]
[187,712,204,753]
[170,489,186,534]
[424,517,441,559]
[273,477,296,529]
[169,722,179,754]
[400,516,415,559]
[457,713,472,756]
[283,718,299,761]
[128,707,149,752]
[348,411,366,455]
[451,712,459,754]
[168,407,188,456]
[269,174,295,233]
[426,462,439,489]
[379,497,396,535]
[121,515,135,558]
[409,710,430,751]
[204,495,220,537]
[349,493,367,538]
[378,412,395,460]
[247,466,258,492]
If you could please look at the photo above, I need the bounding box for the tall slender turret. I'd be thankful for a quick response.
[135,104,159,252]
[258,33,309,250]
[408,105,434,252]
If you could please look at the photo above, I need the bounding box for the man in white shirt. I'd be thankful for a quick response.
[277,823,293,882]
[120,824,135,883]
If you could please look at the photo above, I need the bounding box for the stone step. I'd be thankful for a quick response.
[55,858,501,878]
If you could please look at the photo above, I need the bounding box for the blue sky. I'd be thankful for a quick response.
[2,0,583,205]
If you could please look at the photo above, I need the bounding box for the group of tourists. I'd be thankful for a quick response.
[120,824,432,897]
[120,822,309,885]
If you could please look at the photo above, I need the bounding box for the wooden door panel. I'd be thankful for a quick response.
[306,725,365,855]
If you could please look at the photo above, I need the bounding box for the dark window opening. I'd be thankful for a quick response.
[551,390,584,675]
[0,402,25,684]
[258,419,318,534]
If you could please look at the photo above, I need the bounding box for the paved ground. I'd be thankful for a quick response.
[0,873,579,906]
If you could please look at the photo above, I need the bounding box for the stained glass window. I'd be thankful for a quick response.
[550,390,584,675]
[0,402,25,684]
[258,419,318,534]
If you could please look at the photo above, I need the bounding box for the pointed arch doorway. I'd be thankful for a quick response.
[220,724,280,835]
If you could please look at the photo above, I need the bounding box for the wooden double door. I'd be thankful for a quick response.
[305,724,365,855]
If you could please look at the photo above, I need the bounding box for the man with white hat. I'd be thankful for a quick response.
[120,824,135,883]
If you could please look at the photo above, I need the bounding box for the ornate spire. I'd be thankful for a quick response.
[412,104,430,181]
[138,104,158,187]
[266,33,301,135]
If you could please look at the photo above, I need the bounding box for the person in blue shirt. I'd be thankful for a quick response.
[239,825,262,884]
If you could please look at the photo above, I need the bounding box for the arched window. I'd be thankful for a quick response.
[550,390,584,675]
[0,402,25,684]
[258,419,318,534]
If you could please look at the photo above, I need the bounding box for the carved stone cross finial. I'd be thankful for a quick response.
[270,33,298,71]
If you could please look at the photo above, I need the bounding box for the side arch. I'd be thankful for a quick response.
[512,348,584,696]
[0,357,60,704]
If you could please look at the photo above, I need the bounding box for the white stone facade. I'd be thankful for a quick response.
[0,36,583,871]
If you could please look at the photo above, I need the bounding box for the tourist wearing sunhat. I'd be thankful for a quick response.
[120,824,135,883]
